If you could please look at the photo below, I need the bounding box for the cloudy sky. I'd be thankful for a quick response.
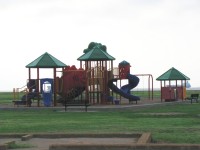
[0,0,200,91]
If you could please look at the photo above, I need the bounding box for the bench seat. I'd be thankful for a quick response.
[186,94,199,104]
[64,100,90,112]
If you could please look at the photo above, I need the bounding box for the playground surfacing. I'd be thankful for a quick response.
[1,138,137,150]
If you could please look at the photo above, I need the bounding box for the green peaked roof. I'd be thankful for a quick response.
[77,46,115,61]
[26,52,67,68]
[156,67,190,81]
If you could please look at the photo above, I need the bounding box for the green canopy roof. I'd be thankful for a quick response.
[156,67,190,81]
[26,52,67,68]
[77,42,115,61]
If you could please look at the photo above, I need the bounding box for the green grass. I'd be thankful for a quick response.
[0,91,200,144]
[0,92,14,103]
[0,103,200,144]
[0,92,28,104]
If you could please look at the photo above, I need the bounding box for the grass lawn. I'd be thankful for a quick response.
[0,102,200,144]
[0,91,200,144]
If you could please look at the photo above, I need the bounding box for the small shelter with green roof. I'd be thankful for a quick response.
[77,42,115,104]
[25,52,67,106]
[156,67,190,101]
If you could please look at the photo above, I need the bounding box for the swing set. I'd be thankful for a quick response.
[134,74,154,100]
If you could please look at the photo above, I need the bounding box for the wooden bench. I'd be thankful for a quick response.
[64,100,90,112]
[186,94,199,104]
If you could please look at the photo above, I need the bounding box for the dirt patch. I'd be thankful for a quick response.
[0,133,142,150]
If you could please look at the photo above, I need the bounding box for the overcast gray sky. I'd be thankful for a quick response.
[0,0,200,91]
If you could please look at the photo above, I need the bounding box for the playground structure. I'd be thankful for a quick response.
[13,52,66,107]
[13,79,39,107]
[57,43,142,105]
[13,42,155,107]
[156,67,190,102]
[107,61,140,104]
